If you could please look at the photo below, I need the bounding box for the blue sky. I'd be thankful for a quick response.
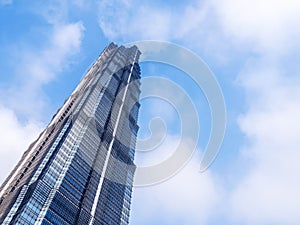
[1,0,300,224]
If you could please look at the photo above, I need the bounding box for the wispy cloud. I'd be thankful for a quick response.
[0,106,42,184]
[212,0,300,54]
[96,0,240,64]
[230,59,300,225]
[97,0,209,42]
[0,2,85,183]
[0,4,85,120]
[1,22,84,120]
[212,0,300,224]
[1,0,300,224]
[98,0,172,41]
[132,144,221,225]
[98,0,300,224]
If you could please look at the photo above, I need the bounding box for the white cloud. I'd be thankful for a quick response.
[212,0,300,53]
[131,152,221,225]
[96,0,239,64]
[97,1,300,224]
[1,22,85,120]
[98,0,173,41]
[30,22,84,83]
[230,60,300,224]
[2,1,300,224]
[0,105,42,184]
[0,3,85,185]
[201,1,300,224]
[98,0,209,42]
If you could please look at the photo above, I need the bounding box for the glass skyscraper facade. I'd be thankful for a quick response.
[0,43,141,225]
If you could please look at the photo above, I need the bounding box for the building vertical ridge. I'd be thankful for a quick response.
[0,43,141,225]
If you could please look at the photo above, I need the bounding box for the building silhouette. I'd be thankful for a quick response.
[0,43,141,225]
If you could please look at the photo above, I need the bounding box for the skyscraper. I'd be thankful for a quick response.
[0,43,141,225]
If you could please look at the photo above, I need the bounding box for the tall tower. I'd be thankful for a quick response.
[0,43,141,225]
